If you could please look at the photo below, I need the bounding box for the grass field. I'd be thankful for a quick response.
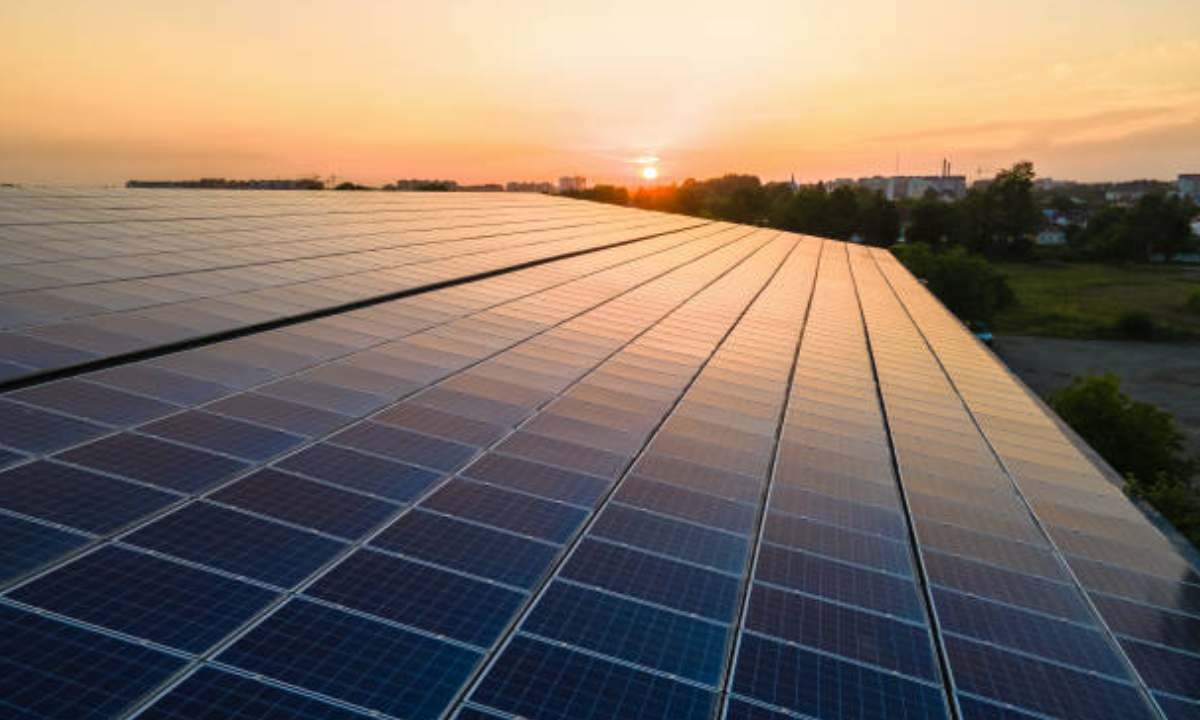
[993,261,1200,341]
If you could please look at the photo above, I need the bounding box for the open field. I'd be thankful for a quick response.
[994,335,1200,459]
[993,261,1200,340]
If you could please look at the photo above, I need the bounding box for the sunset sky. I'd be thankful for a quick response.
[3,0,1199,186]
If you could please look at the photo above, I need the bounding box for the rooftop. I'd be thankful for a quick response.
[0,188,1196,720]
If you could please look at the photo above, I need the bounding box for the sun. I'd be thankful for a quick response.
[641,166,659,180]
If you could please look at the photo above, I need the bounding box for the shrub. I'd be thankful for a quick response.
[1186,287,1200,314]
[892,243,1015,322]
[1114,311,1157,340]
[1050,373,1199,549]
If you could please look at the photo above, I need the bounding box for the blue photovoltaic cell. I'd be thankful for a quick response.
[754,544,924,621]
[0,334,96,369]
[141,410,305,461]
[330,422,477,471]
[463,452,611,507]
[633,452,763,504]
[614,475,756,533]
[218,598,479,720]
[1091,593,1200,656]
[10,545,277,653]
[256,377,386,417]
[1121,638,1200,699]
[375,403,509,447]
[423,478,588,543]
[0,447,23,469]
[10,379,177,426]
[211,469,397,539]
[943,635,1157,720]
[276,442,442,502]
[955,696,1052,720]
[769,485,908,540]
[724,697,797,720]
[495,431,629,479]
[523,580,729,685]
[560,538,741,622]
[206,392,352,436]
[0,399,105,454]
[89,364,232,405]
[471,634,716,720]
[0,460,177,533]
[933,586,1127,677]
[457,707,511,720]
[0,603,186,720]
[745,583,939,681]
[125,502,345,587]
[593,502,749,574]
[763,511,912,575]
[1071,555,1200,617]
[1153,693,1200,720]
[924,550,1093,623]
[59,432,248,493]
[371,509,558,589]
[306,548,524,646]
[137,666,378,720]
[732,632,949,720]
[0,513,89,583]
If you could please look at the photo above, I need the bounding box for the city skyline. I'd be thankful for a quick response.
[3,0,1200,185]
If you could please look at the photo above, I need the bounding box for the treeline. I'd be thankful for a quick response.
[568,164,1052,256]
[566,176,902,246]
[1065,194,1197,261]
[568,162,1200,264]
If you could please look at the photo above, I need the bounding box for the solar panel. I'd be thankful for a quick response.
[0,189,1196,720]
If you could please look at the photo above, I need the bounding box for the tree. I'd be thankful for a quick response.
[892,243,1015,321]
[1049,373,1195,484]
[989,161,1039,258]
[1050,373,1200,550]
[905,191,964,250]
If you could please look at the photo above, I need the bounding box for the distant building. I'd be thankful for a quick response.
[459,183,504,192]
[506,181,554,193]
[1036,228,1067,246]
[856,175,966,201]
[1105,188,1145,205]
[558,176,587,193]
[1179,174,1200,203]
[126,178,324,190]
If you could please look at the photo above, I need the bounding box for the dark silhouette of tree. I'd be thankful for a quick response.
[892,243,1015,322]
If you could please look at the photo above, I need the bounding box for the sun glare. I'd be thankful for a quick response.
[642,166,659,180]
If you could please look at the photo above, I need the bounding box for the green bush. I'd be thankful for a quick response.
[1049,373,1199,549]
[892,243,1015,322]
[1114,311,1157,340]
[1186,287,1200,314]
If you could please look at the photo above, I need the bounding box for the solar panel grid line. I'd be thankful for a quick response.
[0,210,609,279]
[847,245,1166,720]
[103,228,789,720]
[0,226,753,591]
[1,208,674,286]
[874,256,1200,592]
[0,221,725,454]
[866,251,1200,718]
[0,205,615,262]
[120,665,388,720]
[721,241,955,720]
[0,209,710,385]
[451,236,820,720]
[0,212,624,296]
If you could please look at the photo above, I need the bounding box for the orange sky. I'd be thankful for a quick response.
[3,0,1199,186]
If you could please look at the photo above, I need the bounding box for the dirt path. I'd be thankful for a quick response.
[994,336,1200,459]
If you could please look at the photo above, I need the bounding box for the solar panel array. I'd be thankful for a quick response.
[0,188,1196,720]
